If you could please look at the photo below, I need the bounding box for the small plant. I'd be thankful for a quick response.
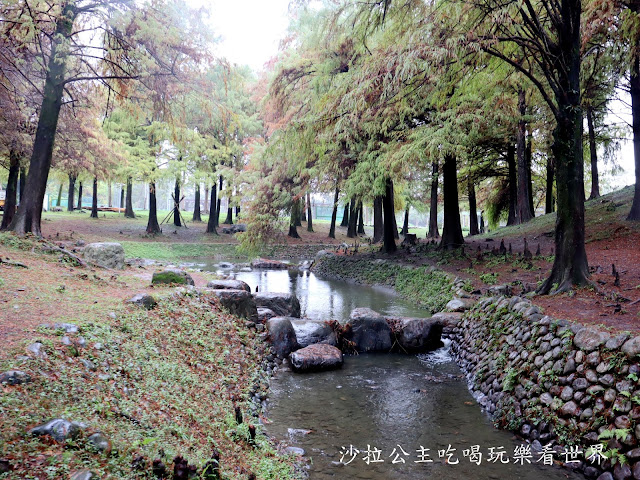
[479,272,498,285]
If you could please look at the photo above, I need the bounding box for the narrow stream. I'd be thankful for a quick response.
[202,263,583,479]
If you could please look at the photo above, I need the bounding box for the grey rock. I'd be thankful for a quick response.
[254,292,301,318]
[386,316,443,353]
[251,258,289,270]
[446,297,475,312]
[623,337,640,358]
[574,327,610,352]
[289,344,343,372]
[217,262,234,269]
[151,268,195,286]
[560,386,574,401]
[207,279,251,293]
[267,317,300,359]
[597,472,614,480]
[487,285,511,296]
[607,333,631,350]
[614,463,632,480]
[87,432,111,453]
[54,323,78,333]
[540,393,553,406]
[80,359,96,371]
[30,418,85,441]
[560,401,579,417]
[27,342,46,358]
[431,311,464,328]
[573,378,589,390]
[257,308,276,323]
[126,293,157,310]
[345,308,392,353]
[0,370,31,385]
[315,250,335,261]
[291,319,337,347]
[70,471,99,480]
[284,446,305,456]
[83,242,125,269]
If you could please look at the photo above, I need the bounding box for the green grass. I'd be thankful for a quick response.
[120,241,244,260]
[0,293,300,480]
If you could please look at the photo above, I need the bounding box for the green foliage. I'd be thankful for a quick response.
[479,272,498,285]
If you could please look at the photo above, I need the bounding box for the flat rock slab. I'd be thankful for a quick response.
[267,317,300,358]
[83,242,125,269]
[152,269,195,286]
[386,316,443,353]
[207,279,251,292]
[345,308,392,353]
[290,344,343,372]
[254,292,301,317]
[251,258,289,270]
[209,289,258,322]
[291,319,337,347]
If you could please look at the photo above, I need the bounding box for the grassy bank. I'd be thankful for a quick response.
[311,255,453,314]
[0,292,300,480]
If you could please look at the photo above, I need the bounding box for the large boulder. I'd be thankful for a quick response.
[290,344,343,372]
[209,289,258,322]
[431,311,464,328]
[267,317,299,358]
[386,317,443,353]
[291,319,337,347]
[83,242,125,269]
[251,258,289,270]
[151,269,195,286]
[254,292,301,317]
[207,279,251,293]
[0,370,32,385]
[344,308,392,353]
[445,297,475,312]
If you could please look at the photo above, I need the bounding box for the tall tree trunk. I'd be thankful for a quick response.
[301,195,307,222]
[120,187,124,211]
[125,177,135,218]
[468,176,479,236]
[347,197,357,238]
[173,178,181,227]
[373,196,384,243]
[18,167,25,203]
[382,178,397,253]
[288,198,300,238]
[526,129,535,215]
[206,184,218,234]
[146,183,161,235]
[8,4,76,236]
[329,185,339,239]
[67,174,76,212]
[107,179,112,207]
[539,0,589,293]
[516,89,534,223]
[224,202,233,224]
[90,177,98,218]
[545,156,555,214]
[77,182,83,210]
[1,151,20,230]
[340,202,349,227]
[428,160,439,238]
[440,154,464,249]
[357,200,365,234]
[56,183,62,207]
[204,185,209,214]
[294,197,301,227]
[193,183,202,222]
[587,106,600,200]
[306,192,313,232]
[235,204,240,217]
[506,144,517,225]
[401,207,409,235]
[216,176,223,227]
[390,182,399,239]
[628,3,640,220]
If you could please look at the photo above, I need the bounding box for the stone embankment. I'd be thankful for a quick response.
[448,293,640,480]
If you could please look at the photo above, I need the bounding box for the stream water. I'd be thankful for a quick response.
[202,263,583,479]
